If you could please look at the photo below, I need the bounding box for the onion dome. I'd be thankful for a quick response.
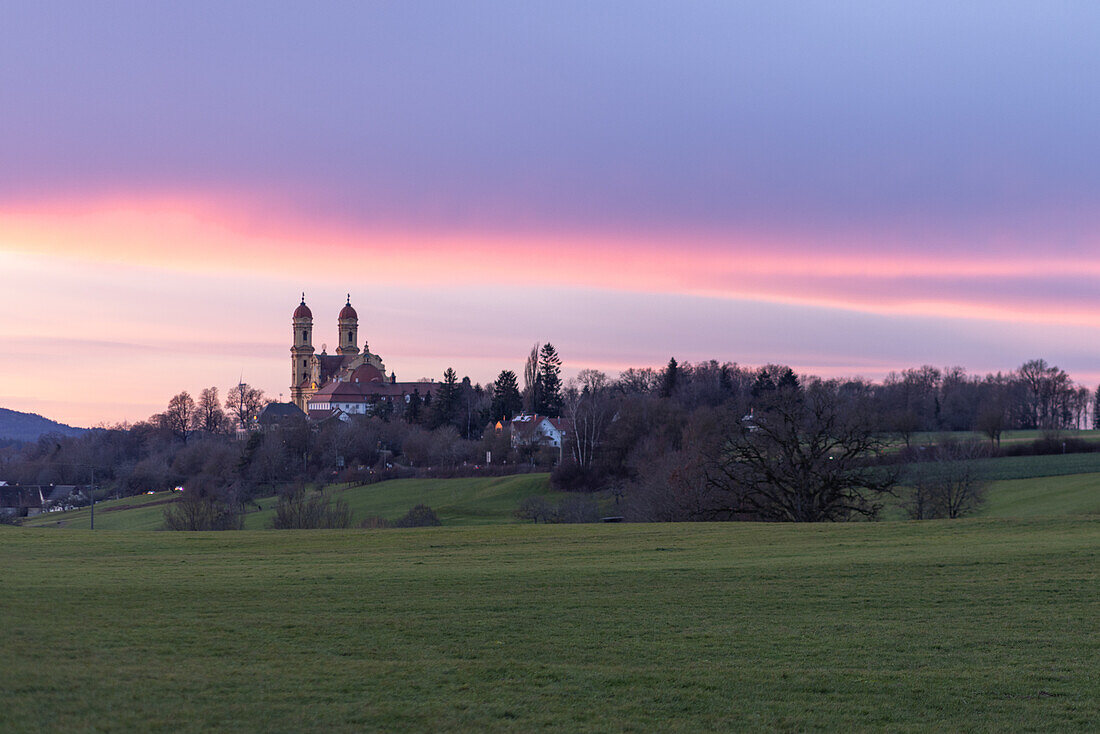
[293,294,312,319]
[338,293,358,320]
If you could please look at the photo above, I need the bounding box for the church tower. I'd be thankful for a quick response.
[336,294,360,356]
[290,294,315,412]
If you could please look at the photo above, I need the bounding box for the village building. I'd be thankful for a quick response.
[257,402,307,430]
[499,414,566,450]
[290,295,436,420]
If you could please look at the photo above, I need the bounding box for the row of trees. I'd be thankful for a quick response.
[2,351,1094,526]
[158,384,266,443]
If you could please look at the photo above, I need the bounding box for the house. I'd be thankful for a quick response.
[0,484,46,517]
[257,402,307,430]
[507,414,566,450]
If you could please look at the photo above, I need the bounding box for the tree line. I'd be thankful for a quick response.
[1,352,1095,526]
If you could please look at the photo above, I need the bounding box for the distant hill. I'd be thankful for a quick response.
[0,407,86,443]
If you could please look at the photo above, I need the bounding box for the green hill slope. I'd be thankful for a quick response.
[243,473,556,528]
[979,473,1100,518]
[21,491,179,530]
[24,474,557,530]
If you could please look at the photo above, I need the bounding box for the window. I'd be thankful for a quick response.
[302,331,307,341]
[347,331,353,341]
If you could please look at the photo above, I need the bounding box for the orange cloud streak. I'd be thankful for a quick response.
[4,192,1100,327]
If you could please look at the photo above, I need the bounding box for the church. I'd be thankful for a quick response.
[290,295,435,420]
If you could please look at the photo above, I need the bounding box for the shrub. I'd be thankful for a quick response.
[514,495,553,523]
[552,495,600,523]
[514,494,600,524]
[163,488,243,531]
[270,486,352,529]
[394,504,441,528]
[550,461,609,493]
[359,515,391,529]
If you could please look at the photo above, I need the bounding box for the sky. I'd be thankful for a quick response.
[3,2,1100,426]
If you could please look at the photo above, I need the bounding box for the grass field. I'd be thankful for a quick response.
[898,429,1100,449]
[21,474,558,530]
[981,473,1100,518]
[3,520,1099,731]
[955,452,1100,481]
[20,457,1100,531]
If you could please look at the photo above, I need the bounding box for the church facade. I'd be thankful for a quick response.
[290,295,435,419]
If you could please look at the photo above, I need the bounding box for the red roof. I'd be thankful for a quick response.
[349,364,385,384]
[293,299,312,319]
[339,302,358,320]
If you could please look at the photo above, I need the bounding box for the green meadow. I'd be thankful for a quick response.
[21,474,561,530]
[22,451,1100,532]
[3,519,1099,732]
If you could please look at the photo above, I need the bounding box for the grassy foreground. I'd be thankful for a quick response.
[3,520,1099,732]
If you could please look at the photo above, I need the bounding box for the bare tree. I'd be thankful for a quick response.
[196,387,228,435]
[270,486,351,529]
[904,441,989,519]
[521,343,540,414]
[162,391,197,444]
[564,370,613,469]
[704,385,897,522]
[225,382,266,432]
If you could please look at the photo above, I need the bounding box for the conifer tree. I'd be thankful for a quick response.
[1093,385,1100,430]
[659,357,679,398]
[536,344,563,416]
[491,370,523,421]
[406,389,422,424]
[431,368,461,428]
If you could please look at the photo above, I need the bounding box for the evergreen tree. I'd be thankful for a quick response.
[406,389,422,424]
[491,370,523,421]
[536,343,563,416]
[751,370,776,399]
[1093,385,1100,429]
[776,366,800,392]
[659,357,680,398]
[430,368,461,428]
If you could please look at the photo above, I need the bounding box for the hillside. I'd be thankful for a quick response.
[20,459,1100,529]
[22,474,560,530]
[0,407,86,442]
[3,519,1098,730]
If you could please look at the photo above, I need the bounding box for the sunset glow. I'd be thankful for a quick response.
[4,3,1100,426]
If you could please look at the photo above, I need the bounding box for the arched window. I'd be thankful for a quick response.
[302,331,307,341]
[347,331,353,341]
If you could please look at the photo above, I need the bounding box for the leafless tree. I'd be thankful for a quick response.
[616,367,660,395]
[162,391,197,444]
[704,385,897,521]
[521,343,541,414]
[270,486,351,529]
[196,387,228,435]
[904,441,989,519]
[225,382,266,432]
[564,370,614,469]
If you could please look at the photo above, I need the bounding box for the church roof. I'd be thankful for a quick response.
[349,364,385,384]
[293,296,312,319]
[339,300,358,320]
